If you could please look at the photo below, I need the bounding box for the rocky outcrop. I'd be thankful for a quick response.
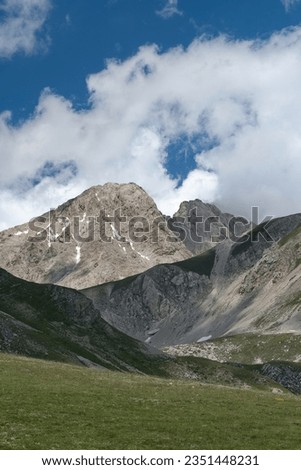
[261,363,301,394]
[83,261,213,345]
[225,215,301,277]
[169,199,252,255]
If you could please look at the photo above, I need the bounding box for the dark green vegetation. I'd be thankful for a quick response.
[84,248,216,295]
[170,356,273,389]
[173,247,216,277]
[165,334,301,394]
[278,224,301,247]
[231,215,301,258]
[0,268,165,375]
[230,220,274,257]
[1,354,301,450]
[1,267,298,393]
[179,333,301,394]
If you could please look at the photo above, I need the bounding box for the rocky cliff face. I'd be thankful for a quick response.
[261,363,301,394]
[0,183,191,289]
[83,214,301,347]
[83,260,213,344]
[169,199,252,255]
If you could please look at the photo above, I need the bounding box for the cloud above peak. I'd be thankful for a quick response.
[0,0,51,58]
[2,28,301,228]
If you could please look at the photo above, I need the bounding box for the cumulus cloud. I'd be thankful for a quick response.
[0,0,51,58]
[281,0,301,11]
[156,0,182,19]
[2,27,301,228]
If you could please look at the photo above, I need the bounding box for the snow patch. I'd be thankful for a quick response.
[80,213,86,223]
[75,246,81,264]
[14,230,29,236]
[47,225,55,247]
[52,223,70,241]
[147,328,160,336]
[110,224,123,241]
[129,241,150,261]
[197,335,212,343]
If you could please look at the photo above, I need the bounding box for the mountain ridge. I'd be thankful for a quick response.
[82,213,301,346]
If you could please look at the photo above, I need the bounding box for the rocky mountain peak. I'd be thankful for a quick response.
[56,182,152,216]
[170,198,252,255]
[0,182,191,289]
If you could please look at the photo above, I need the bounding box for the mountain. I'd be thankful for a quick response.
[82,213,301,347]
[0,183,191,289]
[169,199,253,255]
[1,266,286,392]
[1,182,300,355]
[0,267,164,374]
[0,183,253,290]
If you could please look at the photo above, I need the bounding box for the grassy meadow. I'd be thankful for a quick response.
[0,354,300,450]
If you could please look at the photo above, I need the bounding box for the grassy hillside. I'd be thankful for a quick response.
[0,354,300,450]
[0,268,167,375]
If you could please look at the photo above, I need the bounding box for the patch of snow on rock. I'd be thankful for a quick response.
[197,335,212,343]
[75,246,81,264]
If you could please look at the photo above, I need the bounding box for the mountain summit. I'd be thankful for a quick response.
[0,183,191,289]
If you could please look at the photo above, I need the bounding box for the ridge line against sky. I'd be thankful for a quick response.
[1,0,301,229]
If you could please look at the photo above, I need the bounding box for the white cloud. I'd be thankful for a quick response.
[2,27,301,228]
[156,0,182,19]
[281,0,301,11]
[0,0,51,58]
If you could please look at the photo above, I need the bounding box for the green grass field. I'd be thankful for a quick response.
[0,354,300,450]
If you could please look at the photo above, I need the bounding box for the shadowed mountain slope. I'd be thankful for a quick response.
[0,268,164,374]
[82,214,301,347]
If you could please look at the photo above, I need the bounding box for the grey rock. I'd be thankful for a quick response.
[0,183,191,289]
[169,199,252,255]
[261,363,301,394]
[83,213,301,347]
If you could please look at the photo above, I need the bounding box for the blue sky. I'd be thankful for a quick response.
[2,0,301,122]
[1,0,301,227]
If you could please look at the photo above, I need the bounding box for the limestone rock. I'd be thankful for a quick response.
[0,183,191,289]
